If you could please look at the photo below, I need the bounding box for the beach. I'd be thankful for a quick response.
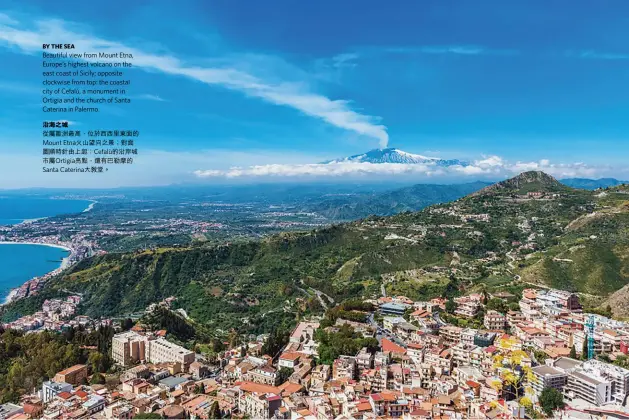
[82,200,97,213]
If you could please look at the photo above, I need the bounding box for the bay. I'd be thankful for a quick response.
[0,244,69,303]
[0,197,92,225]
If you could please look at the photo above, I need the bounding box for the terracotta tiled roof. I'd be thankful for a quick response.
[381,338,406,354]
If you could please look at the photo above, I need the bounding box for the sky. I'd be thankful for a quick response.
[0,1,628,188]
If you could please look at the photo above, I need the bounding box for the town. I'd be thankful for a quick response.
[2,286,629,419]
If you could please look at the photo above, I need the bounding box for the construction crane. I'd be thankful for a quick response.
[586,314,596,360]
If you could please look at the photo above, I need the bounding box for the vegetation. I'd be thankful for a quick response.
[261,328,290,358]
[278,367,293,384]
[3,172,629,336]
[0,325,114,403]
[315,324,378,365]
[539,387,564,416]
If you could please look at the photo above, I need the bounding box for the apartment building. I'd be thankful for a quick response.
[39,381,73,403]
[355,347,373,374]
[440,325,463,346]
[111,332,194,367]
[245,365,279,386]
[484,311,506,331]
[578,360,629,405]
[530,365,567,396]
[148,338,195,366]
[565,370,613,406]
[237,382,282,419]
[112,331,147,366]
[332,356,356,380]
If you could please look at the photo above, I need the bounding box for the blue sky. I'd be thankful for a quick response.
[0,1,628,187]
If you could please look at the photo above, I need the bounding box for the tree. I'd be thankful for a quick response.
[90,373,106,385]
[208,400,220,419]
[539,387,564,416]
[569,345,577,359]
[261,328,289,358]
[122,318,134,331]
[278,367,294,384]
[445,299,456,314]
[134,414,162,419]
[581,339,588,360]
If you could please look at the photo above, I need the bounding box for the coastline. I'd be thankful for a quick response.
[82,200,97,213]
[0,198,95,306]
[0,241,72,252]
[0,242,74,305]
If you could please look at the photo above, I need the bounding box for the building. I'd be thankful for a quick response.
[454,296,481,318]
[565,370,613,406]
[278,352,301,370]
[531,365,567,396]
[39,381,73,403]
[0,403,23,419]
[82,395,106,415]
[112,331,147,366]
[355,347,374,373]
[53,364,88,386]
[332,356,356,380]
[536,289,582,312]
[380,303,408,316]
[111,332,194,367]
[246,365,279,386]
[473,332,497,348]
[440,325,463,346]
[579,360,629,405]
[237,382,282,419]
[484,311,506,331]
[148,338,195,366]
[289,321,320,344]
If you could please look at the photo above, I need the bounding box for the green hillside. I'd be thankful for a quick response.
[3,172,629,332]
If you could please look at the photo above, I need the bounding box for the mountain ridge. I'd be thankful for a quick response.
[2,171,628,331]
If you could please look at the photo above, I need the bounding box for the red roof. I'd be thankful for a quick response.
[466,380,481,388]
[58,392,72,400]
[356,402,372,412]
[279,352,301,361]
[381,338,406,354]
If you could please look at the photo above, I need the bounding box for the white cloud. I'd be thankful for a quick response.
[135,93,166,102]
[384,45,519,56]
[194,155,616,180]
[568,50,629,60]
[0,14,389,147]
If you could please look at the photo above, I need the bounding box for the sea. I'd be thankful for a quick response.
[0,244,70,303]
[0,197,91,303]
[0,197,91,226]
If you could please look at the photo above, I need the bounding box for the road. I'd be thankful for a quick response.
[297,279,335,310]
[505,250,521,281]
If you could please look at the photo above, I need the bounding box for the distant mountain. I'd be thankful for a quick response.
[322,148,468,167]
[305,181,490,220]
[472,171,569,196]
[561,178,628,190]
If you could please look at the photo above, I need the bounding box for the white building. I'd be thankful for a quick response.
[40,381,73,403]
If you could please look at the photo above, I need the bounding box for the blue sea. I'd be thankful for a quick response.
[0,244,70,303]
[0,197,91,225]
[0,197,90,303]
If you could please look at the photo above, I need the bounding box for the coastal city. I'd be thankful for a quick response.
[3,285,629,419]
[1,2,629,420]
